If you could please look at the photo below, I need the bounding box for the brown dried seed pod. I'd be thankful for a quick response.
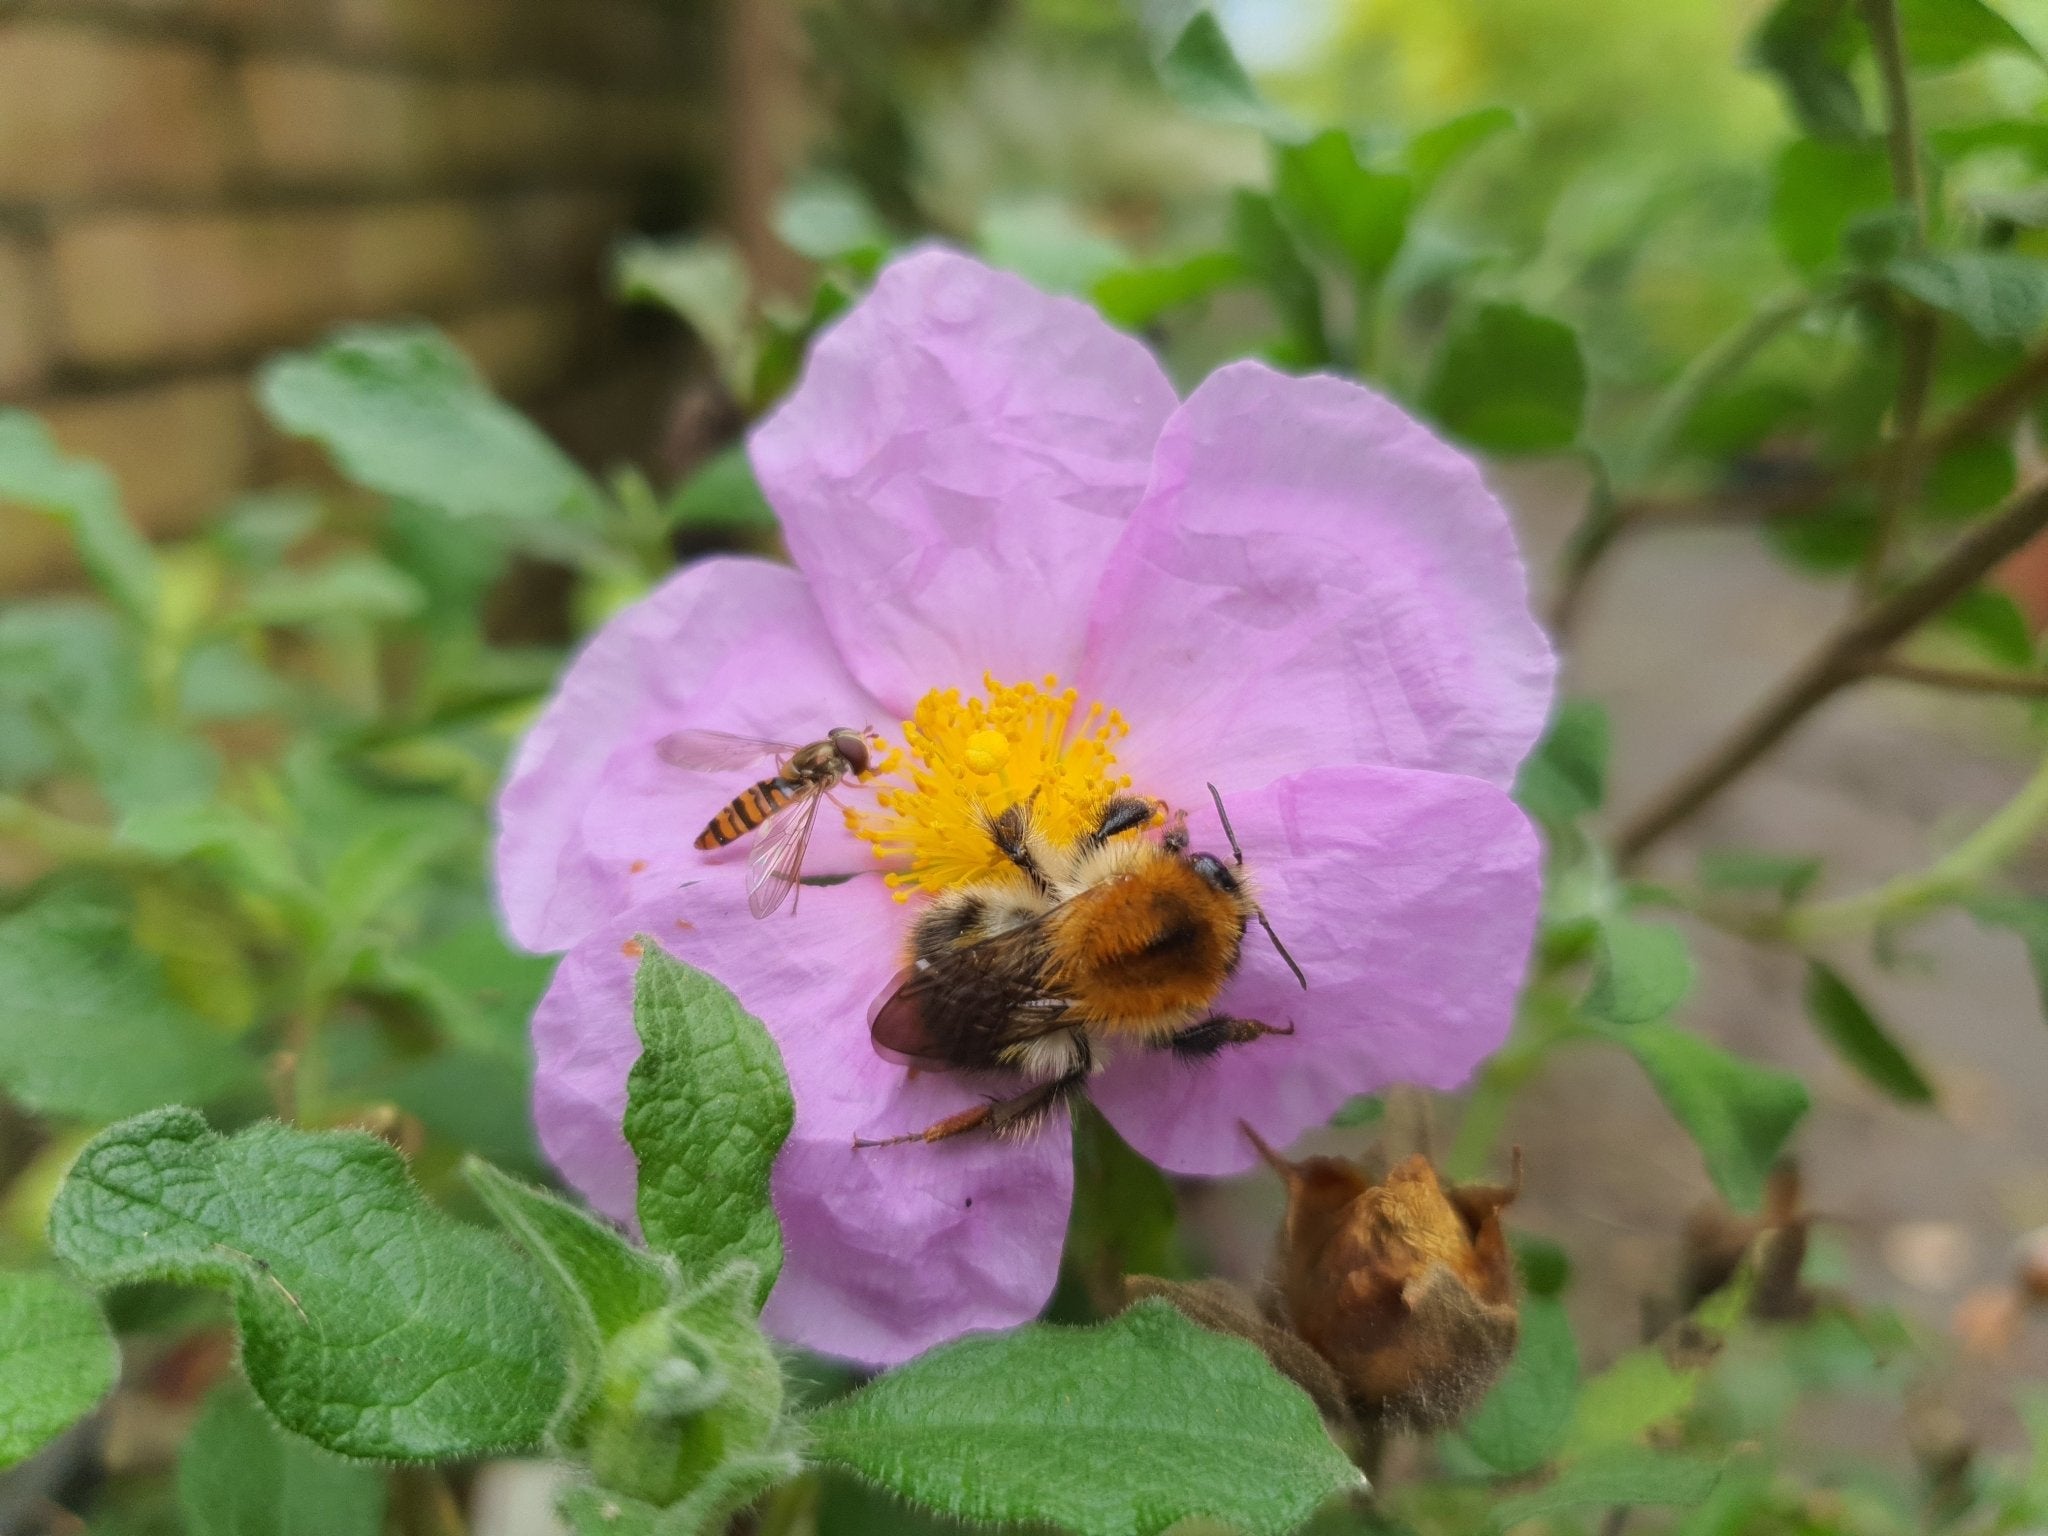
[1247,1125,1521,1431]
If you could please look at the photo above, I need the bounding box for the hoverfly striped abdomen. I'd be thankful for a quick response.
[694,775,804,850]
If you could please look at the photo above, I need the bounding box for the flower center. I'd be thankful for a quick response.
[851,673,1131,900]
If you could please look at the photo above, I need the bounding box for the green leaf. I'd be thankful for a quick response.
[1563,1347,1701,1457]
[1697,849,1822,903]
[239,553,428,627]
[665,445,778,534]
[1461,1294,1579,1476]
[978,200,1128,296]
[774,177,890,264]
[1515,699,1611,827]
[464,1157,673,1438]
[1154,12,1295,137]
[1803,960,1936,1103]
[1487,1447,1723,1531]
[1899,0,2041,68]
[50,1108,565,1460]
[0,1268,117,1470]
[1406,106,1519,194]
[1092,251,1247,329]
[0,411,157,625]
[1274,131,1414,283]
[260,325,597,521]
[1965,891,2048,1017]
[616,237,756,398]
[1937,586,2035,666]
[1888,252,2048,340]
[178,1382,385,1536]
[1229,191,1329,366]
[0,889,255,1121]
[1329,1094,1385,1130]
[1584,915,1696,1025]
[558,1454,802,1536]
[1923,433,2016,521]
[1423,302,1587,455]
[1607,1022,1810,1209]
[1770,139,1893,274]
[1750,0,1865,142]
[624,945,795,1302]
[806,1301,1358,1536]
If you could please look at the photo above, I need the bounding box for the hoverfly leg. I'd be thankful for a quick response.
[1164,1015,1294,1062]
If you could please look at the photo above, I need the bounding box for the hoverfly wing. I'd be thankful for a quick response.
[744,785,823,919]
[655,728,799,773]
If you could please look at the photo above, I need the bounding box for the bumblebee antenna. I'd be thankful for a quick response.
[1206,783,1308,992]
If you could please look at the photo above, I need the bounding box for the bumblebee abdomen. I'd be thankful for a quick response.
[1050,858,1245,1031]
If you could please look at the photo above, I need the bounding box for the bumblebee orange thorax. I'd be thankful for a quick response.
[1043,851,1246,1031]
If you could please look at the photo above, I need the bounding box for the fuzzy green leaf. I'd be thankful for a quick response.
[1608,1023,1810,1209]
[1584,915,1696,1025]
[0,889,255,1122]
[1803,961,1936,1103]
[50,1108,564,1460]
[0,1268,117,1470]
[260,325,597,521]
[1900,0,2040,68]
[464,1157,673,1438]
[238,554,428,627]
[1937,587,2036,666]
[1487,1447,1723,1530]
[1515,699,1611,827]
[665,446,779,534]
[1424,302,1587,455]
[1092,251,1246,329]
[624,946,795,1302]
[0,411,157,626]
[805,1301,1359,1536]
[1462,1294,1579,1476]
[617,238,757,397]
[558,1453,803,1536]
[1750,0,1864,141]
[179,1382,386,1536]
[1230,191,1329,366]
[1563,1347,1701,1457]
[1406,106,1519,193]
[1770,139,1893,273]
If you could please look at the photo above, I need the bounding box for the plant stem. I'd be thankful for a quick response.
[1858,307,1938,600]
[1616,467,2048,861]
[1863,0,1928,247]
[1784,748,2048,941]
[1862,658,2048,696]
[1551,294,1813,637]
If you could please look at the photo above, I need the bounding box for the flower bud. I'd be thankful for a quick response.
[583,1265,787,1509]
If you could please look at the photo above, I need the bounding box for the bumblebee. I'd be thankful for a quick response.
[855,785,1306,1147]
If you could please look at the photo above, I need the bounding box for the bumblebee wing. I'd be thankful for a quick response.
[867,919,1071,1070]
[656,728,798,772]
[745,788,822,919]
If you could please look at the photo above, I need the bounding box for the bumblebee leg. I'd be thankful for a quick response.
[851,1071,1088,1149]
[1165,1015,1295,1062]
[985,803,1055,894]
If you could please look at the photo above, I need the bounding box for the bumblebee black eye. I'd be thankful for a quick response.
[1189,852,1241,893]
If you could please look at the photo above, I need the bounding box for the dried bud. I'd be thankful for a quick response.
[1248,1126,1521,1431]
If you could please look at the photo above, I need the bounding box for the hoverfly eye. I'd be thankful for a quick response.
[835,730,872,774]
[1189,852,1241,894]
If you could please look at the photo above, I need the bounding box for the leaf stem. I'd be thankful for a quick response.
[1861,658,2048,697]
[1616,467,2048,861]
[1862,0,1928,248]
[1783,747,2048,941]
[1857,306,1938,600]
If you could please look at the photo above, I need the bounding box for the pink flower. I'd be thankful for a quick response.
[496,248,1553,1367]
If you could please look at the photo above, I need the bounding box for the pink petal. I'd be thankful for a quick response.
[750,247,1180,713]
[530,872,1074,1367]
[1088,764,1540,1176]
[1079,362,1555,808]
[494,557,888,954]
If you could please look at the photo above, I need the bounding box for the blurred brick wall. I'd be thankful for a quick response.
[0,0,718,587]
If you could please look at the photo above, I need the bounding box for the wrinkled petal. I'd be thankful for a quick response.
[751,247,1180,713]
[1089,764,1540,1176]
[530,872,1074,1366]
[495,557,888,954]
[1079,362,1555,806]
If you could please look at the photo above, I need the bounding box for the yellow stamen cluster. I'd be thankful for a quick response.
[850,673,1131,899]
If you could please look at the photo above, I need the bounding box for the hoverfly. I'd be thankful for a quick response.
[855,784,1306,1146]
[656,726,872,918]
